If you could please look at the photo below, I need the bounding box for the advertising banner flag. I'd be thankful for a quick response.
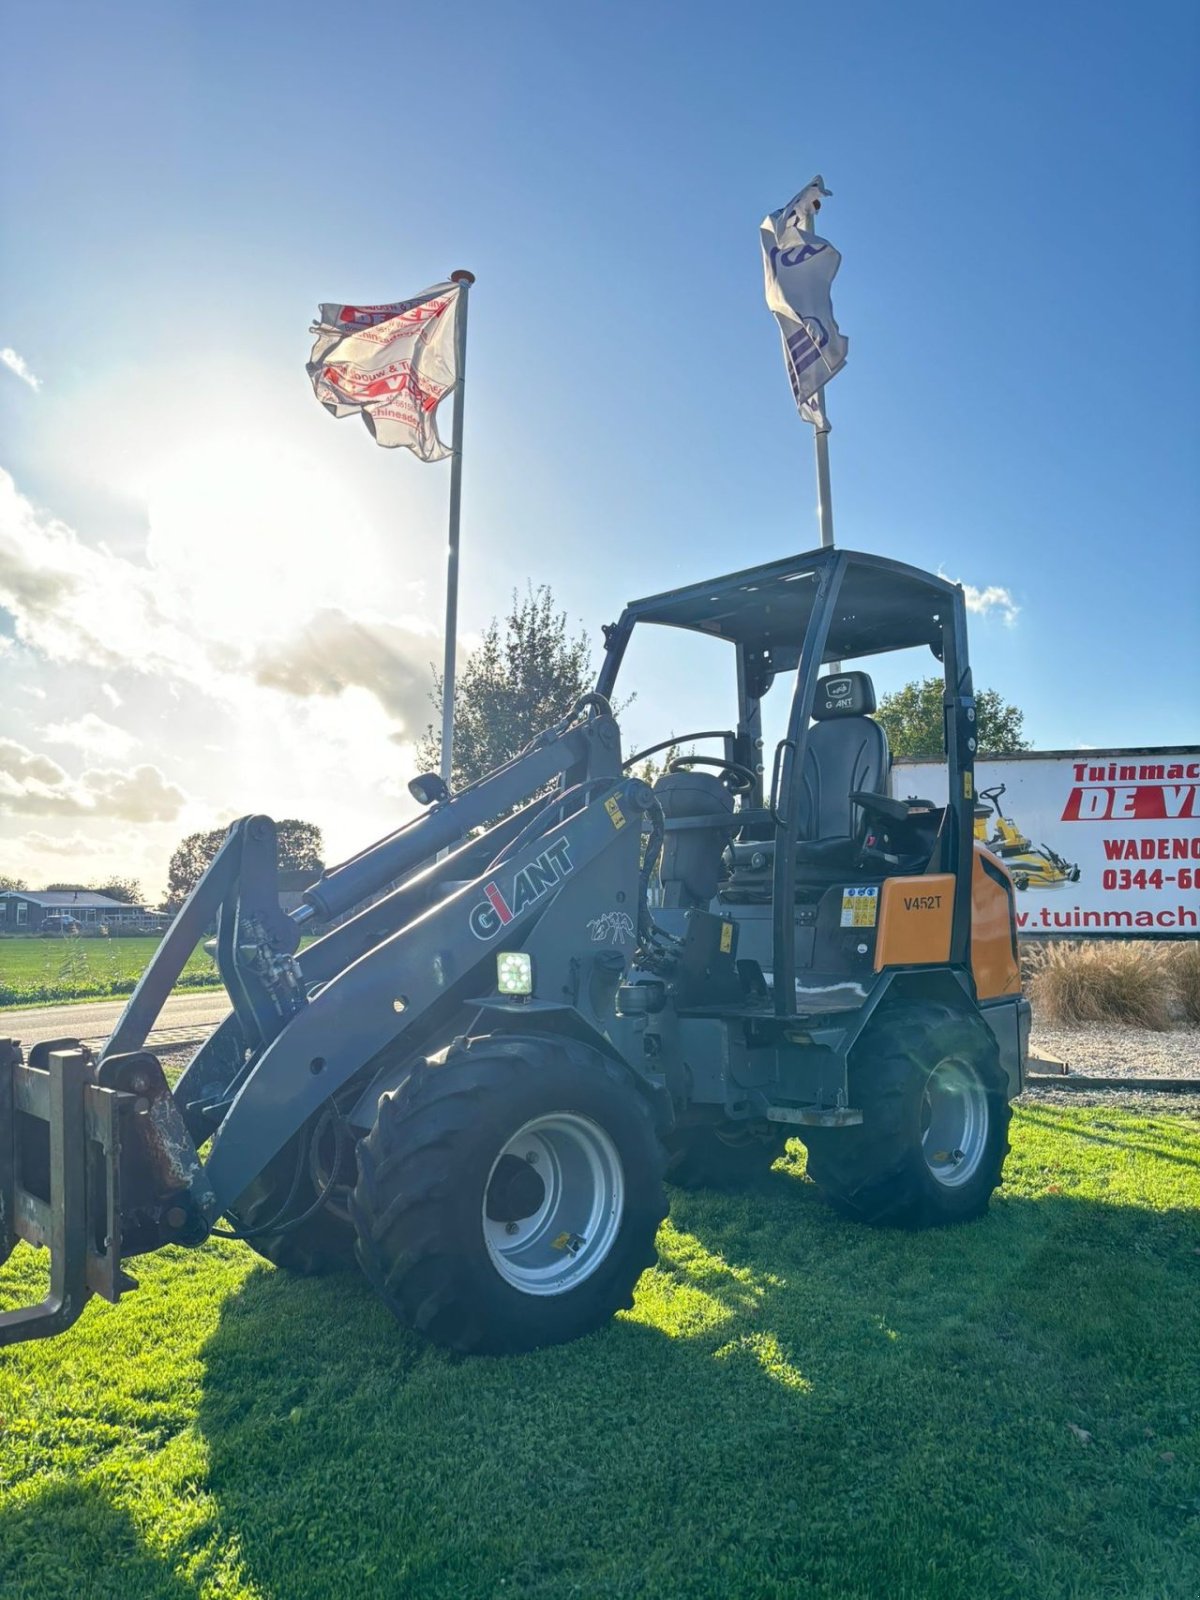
[761,177,848,424]
[306,282,462,460]
[896,749,1200,938]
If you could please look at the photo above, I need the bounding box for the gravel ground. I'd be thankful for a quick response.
[1029,1020,1200,1078]
[1024,1016,1200,1114]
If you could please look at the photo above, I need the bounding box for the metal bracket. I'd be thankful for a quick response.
[763,1102,863,1127]
[0,1045,128,1347]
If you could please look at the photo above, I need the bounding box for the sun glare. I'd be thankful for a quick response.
[142,433,379,639]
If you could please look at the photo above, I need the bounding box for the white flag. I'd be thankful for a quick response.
[761,177,848,426]
[307,282,462,461]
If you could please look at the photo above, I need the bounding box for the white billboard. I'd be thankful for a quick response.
[895,747,1200,938]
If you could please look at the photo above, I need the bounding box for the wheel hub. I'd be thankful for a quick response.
[920,1057,990,1189]
[485,1154,547,1222]
[482,1113,624,1296]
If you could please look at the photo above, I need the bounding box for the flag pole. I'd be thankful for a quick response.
[804,195,837,669]
[804,194,835,551]
[813,392,834,549]
[439,269,474,787]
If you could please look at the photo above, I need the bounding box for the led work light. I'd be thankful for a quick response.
[496,951,534,996]
[407,772,450,807]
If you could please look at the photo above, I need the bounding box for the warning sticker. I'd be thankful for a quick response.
[604,796,626,830]
[719,921,734,953]
[840,886,880,928]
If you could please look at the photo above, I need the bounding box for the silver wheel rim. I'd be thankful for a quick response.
[483,1113,624,1295]
[920,1057,990,1188]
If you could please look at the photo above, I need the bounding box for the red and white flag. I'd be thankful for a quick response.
[306,282,462,461]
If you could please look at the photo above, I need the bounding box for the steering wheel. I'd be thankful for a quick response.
[668,755,757,796]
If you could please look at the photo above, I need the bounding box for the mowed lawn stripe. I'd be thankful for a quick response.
[1,1106,1197,1599]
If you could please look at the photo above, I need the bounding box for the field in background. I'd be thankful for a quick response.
[0,936,219,1008]
[1,1107,1197,1600]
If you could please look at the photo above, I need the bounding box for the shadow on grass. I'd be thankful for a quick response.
[1017,1104,1200,1168]
[183,1160,1199,1600]
[0,1481,196,1600]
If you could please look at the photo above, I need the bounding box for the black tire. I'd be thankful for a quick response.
[665,1123,790,1190]
[350,1035,668,1354]
[229,1116,358,1275]
[801,1002,1011,1228]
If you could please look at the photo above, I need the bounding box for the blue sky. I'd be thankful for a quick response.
[1,0,1197,894]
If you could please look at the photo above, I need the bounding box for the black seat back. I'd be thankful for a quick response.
[796,672,889,840]
[653,769,734,908]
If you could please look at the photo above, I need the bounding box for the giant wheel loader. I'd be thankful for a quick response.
[0,548,1029,1355]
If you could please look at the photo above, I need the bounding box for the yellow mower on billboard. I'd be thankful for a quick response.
[973,783,1081,891]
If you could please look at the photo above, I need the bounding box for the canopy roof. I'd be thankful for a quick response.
[618,547,960,662]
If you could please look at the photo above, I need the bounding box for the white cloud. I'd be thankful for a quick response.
[0,467,439,723]
[250,607,437,734]
[100,683,122,708]
[0,738,184,822]
[17,829,95,856]
[42,712,138,760]
[1,347,41,392]
[939,571,1020,627]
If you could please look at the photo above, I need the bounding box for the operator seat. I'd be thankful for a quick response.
[653,767,735,908]
[793,671,889,875]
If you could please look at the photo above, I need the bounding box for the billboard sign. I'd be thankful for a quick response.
[894,747,1200,938]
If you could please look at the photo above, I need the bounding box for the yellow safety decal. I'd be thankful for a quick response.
[551,1231,572,1251]
[604,796,626,830]
[964,773,973,800]
[840,886,880,928]
[719,921,734,954]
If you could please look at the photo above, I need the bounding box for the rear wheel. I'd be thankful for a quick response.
[665,1123,789,1189]
[802,1002,1011,1228]
[351,1036,668,1353]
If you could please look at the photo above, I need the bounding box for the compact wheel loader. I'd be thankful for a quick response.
[0,548,1029,1355]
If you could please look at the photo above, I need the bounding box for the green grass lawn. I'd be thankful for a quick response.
[0,936,221,1008]
[1,1107,1197,1599]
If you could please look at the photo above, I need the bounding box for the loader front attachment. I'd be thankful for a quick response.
[0,1040,214,1347]
[0,696,626,1347]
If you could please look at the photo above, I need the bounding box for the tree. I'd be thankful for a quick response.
[93,877,143,905]
[165,819,324,909]
[876,677,1031,760]
[41,878,142,903]
[416,585,593,789]
[0,875,28,893]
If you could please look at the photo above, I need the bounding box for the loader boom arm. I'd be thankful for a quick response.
[103,699,620,1065]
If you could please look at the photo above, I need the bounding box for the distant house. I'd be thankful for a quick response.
[0,890,149,934]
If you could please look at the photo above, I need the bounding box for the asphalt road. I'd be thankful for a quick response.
[1,990,230,1048]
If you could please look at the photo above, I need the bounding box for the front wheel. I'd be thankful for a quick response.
[802,1002,1011,1228]
[228,1112,358,1274]
[351,1036,668,1353]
